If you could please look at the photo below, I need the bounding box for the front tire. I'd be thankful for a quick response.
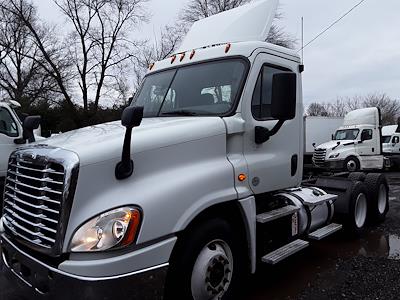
[165,219,245,300]
[344,156,360,172]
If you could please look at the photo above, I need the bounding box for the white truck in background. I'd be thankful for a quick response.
[304,116,344,168]
[0,2,389,299]
[313,107,385,172]
[0,100,42,198]
[382,124,400,168]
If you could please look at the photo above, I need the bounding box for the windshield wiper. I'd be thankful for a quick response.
[160,110,199,116]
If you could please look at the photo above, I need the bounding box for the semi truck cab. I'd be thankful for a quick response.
[0,1,389,299]
[313,107,385,172]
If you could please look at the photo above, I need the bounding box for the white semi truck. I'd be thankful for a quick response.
[382,124,400,168]
[312,107,385,172]
[0,101,41,195]
[0,1,389,299]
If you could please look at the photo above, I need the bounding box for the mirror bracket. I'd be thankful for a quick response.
[115,106,144,180]
[255,120,285,144]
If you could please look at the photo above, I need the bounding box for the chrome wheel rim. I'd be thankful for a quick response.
[355,193,367,228]
[378,184,387,214]
[347,160,357,172]
[191,239,233,300]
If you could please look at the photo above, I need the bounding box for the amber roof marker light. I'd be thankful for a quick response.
[171,55,177,64]
[180,52,186,62]
[225,43,231,53]
[190,50,196,59]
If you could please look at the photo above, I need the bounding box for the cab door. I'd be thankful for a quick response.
[241,53,303,194]
[0,106,22,177]
[357,128,375,156]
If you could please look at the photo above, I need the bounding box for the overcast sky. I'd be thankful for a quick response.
[33,0,400,105]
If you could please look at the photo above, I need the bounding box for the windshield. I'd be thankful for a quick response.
[132,59,248,117]
[334,129,359,141]
[382,136,391,143]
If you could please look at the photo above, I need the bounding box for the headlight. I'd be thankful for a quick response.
[329,153,340,159]
[70,207,141,252]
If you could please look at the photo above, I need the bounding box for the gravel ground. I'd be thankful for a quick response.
[1,173,400,300]
[294,173,400,300]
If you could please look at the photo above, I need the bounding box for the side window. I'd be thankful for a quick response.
[392,136,399,144]
[361,129,373,141]
[0,107,18,137]
[251,65,289,120]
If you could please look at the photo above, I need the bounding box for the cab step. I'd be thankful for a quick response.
[308,223,342,240]
[256,205,300,224]
[303,193,337,206]
[262,239,309,265]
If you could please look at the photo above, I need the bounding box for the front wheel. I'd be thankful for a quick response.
[165,219,245,300]
[344,156,360,172]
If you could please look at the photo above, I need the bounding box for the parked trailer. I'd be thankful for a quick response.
[0,1,389,299]
[304,116,344,167]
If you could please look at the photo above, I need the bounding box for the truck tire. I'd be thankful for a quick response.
[165,218,245,300]
[343,181,368,236]
[344,156,360,172]
[364,173,389,223]
[348,172,366,182]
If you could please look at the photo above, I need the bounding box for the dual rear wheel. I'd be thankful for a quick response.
[345,173,389,234]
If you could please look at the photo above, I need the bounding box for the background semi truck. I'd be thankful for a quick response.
[0,101,42,203]
[312,107,385,172]
[0,1,390,299]
[382,124,400,168]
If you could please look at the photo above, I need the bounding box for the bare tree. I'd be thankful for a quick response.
[54,0,148,112]
[0,2,58,106]
[306,102,328,116]
[1,0,76,111]
[306,93,400,126]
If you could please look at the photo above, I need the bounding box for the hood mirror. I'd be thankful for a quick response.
[115,106,144,180]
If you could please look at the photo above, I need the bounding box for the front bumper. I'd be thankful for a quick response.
[1,235,168,299]
[313,159,344,170]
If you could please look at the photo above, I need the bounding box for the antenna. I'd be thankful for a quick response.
[299,17,305,73]
[301,17,304,65]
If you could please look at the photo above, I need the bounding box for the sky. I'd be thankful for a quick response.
[32,0,400,105]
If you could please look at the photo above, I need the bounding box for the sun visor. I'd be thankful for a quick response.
[177,0,279,53]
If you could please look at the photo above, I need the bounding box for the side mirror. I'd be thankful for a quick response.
[14,115,41,144]
[115,106,144,180]
[271,73,297,120]
[254,72,297,145]
[331,134,335,140]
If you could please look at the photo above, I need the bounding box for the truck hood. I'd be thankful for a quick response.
[42,117,227,166]
[316,140,355,150]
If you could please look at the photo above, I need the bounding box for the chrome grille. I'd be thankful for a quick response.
[312,148,327,167]
[1,147,79,256]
